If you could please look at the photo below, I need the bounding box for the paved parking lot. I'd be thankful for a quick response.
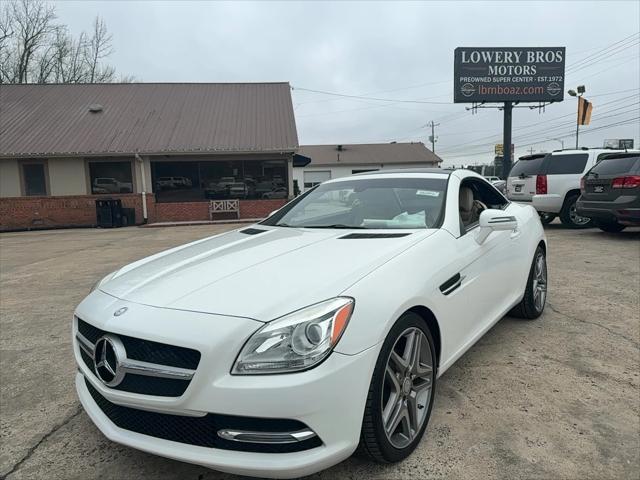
[1,223,638,479]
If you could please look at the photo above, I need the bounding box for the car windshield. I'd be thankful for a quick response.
[262,177,447,229]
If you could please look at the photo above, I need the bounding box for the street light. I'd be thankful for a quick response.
[547,137,565,149]
[567,85,586,149]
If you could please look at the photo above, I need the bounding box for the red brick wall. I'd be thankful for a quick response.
[240,199,287,218]
[0,195,287,231]
[0,194,156,231]
[154,202,209,222]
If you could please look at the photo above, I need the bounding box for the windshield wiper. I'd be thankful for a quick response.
[303,224,368,229]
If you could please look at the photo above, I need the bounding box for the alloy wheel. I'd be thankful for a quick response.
[381,327,434,449]
[532,252,547,312]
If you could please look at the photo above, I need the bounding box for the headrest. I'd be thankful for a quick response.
[459,187,474,212]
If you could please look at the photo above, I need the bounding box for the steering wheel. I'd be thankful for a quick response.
[472,199,488,213]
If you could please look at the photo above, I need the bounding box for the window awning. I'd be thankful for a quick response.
[293,154,312,167]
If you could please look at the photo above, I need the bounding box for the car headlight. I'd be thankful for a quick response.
[90,271,118,293]
[232,297,354,375]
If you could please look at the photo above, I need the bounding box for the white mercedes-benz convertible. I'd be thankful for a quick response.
[73,168,547,478]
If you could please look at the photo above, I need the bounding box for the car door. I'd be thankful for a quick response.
[439,177,522,362]
[543,152,590,200]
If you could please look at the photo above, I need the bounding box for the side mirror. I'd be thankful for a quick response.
[475,209,518,244]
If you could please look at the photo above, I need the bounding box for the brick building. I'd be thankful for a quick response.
[0,83,298,231]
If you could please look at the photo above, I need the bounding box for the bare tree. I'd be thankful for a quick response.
[6,0,56,83]
[0,0,124,84]
[85,16,114,83]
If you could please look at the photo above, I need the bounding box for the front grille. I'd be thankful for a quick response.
[77,318,199,397]
[77,319,200,369]
[85,378,322,453]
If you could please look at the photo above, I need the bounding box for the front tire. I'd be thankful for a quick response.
[358,312,436,463]
[538,212,556,225]
[509,245,547,319]
[560,193,593,229]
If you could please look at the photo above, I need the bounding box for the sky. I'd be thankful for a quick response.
[54,0,640,167]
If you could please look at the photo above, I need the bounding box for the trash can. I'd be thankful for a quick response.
[121,207,136,227]
[95,198,123,228]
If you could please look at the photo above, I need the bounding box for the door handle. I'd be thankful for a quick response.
[440,273,464,296]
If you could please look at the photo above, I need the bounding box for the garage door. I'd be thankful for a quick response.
[304,171,331,190]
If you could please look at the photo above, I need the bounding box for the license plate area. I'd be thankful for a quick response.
[514,185,523,193]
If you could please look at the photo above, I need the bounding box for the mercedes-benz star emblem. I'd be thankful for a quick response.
[113,307,128,317]
[93,334,126,387]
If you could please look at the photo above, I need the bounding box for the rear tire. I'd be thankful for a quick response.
[509,246,547,320]
[538,212,556,225]
[596,221,626,233]
[560,193,593,229]
[358,312,436,463]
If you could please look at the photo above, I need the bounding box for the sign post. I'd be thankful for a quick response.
[503,101,513,179]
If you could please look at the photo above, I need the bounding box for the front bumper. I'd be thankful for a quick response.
[74,292,379,478]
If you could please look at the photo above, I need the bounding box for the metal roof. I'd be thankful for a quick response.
[0,83,299,157]
[297,142,442,167]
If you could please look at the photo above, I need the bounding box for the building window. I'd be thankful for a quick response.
[89,161,134,194]
[151,158,289,203]
[303,170,331,190]
[21,161,49,196]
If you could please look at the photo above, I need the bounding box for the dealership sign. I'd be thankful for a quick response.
[454,47,566,103]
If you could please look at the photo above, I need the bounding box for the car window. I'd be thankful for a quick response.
[262,177,448,229]
[459,178,509,233]
[510,156,545,176]
[544,153,589,175]
[589,156,640,175]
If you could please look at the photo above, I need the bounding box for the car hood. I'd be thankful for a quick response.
[100,226,434,320]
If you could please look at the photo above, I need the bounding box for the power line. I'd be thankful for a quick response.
[565,32,639,72]
[439,108,639,156]
[291,86,453,105]
[437,93,639,153]
[442,117,639,158]
[293,79,451,108]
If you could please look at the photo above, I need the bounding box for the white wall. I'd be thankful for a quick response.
[0,159,21,197]
[48,158,88,195]
[293,163,436,192]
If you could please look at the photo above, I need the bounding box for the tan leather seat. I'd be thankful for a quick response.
[459,187,474,225]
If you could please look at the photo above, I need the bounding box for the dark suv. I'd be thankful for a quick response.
[576,152,640,232]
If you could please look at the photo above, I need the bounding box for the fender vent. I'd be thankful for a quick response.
[339,233,411,239]
[240,228,268,235]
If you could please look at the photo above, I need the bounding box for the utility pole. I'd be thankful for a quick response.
[427,121,440,153]
[502,101,513,179]
[527,147,535,155]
